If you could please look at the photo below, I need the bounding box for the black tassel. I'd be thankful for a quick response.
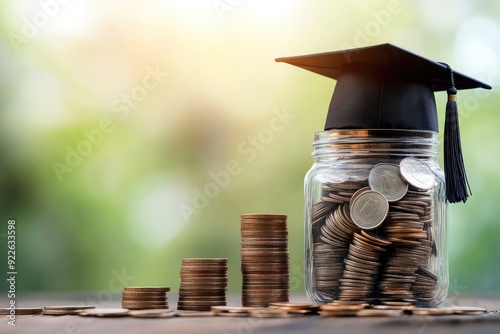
[440,62,471,203]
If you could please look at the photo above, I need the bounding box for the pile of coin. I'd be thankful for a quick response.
[310,157,439,303]
[0,307,42,316]
[211,306,264,317]
[177,258,228,311]
[42,305,95,315]
[338,231,391,300]
[213,303,320,318]
[121,286,170,310]
[241,214,290,307]
[79,308,130,317]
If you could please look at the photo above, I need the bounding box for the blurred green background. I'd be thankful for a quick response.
[0,0,499,297]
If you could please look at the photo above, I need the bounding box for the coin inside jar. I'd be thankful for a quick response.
[368,163,408,202]
[399,157,435,190]
[350,190,389,230]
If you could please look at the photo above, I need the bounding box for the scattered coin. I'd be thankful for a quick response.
[411,306,487,316]
[129,309,176,318]
[174,311,215,317]
[356,309,404,317]
[42,306,95,315]
[269,302,320,311]
[0,307,42,315]
[212,306,264,317]
[247,308,306,318]
[78,308,130,317]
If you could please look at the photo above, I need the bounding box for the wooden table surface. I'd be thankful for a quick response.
[2,293,500,334]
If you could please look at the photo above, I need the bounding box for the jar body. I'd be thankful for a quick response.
[305,130,447,306]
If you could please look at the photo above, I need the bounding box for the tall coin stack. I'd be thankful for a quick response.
[177,258,228,311]
[122,286,170,310]
[241,214,290,307]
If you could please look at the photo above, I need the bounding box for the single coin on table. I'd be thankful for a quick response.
[0,307,42,315]
[42,306,95,315]
[78,308,130,317]
[129,309,175,318]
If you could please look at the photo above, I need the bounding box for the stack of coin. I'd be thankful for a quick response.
[43,305,95,315]
[378,189,434,300]
[0,307,42,316]
[122,286,170,310]
[338,231,391,300]
[313,242,347,297]
[241,214,289,307]
[412,267,438,302]
[177,258,228,311]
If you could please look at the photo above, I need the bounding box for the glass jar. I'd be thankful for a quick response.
[305,129,447,307]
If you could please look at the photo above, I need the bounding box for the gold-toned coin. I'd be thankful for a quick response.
[179,296,226,301]
[122,296,167,302]
[356,309,404,317]
[269,302,320,311]
[412,306,487,316]
[122,301,168,309]
[124,286,170,292]
[182,258,227,263]
[122,291,167,298]
[241,214,287,220]
[211,306,264,314]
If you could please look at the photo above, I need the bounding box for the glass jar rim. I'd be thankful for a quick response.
[314,129,437,140]
[312,129,439,158]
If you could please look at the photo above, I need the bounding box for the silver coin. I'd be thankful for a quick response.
[350,191,389,230]
[399,158,435,190]
[368,164,408,202]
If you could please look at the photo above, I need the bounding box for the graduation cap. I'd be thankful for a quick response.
[276,43,491,204]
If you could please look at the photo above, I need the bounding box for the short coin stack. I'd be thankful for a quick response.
[122,286,170,310]
[177,258,228,311]
[241,214,290,307]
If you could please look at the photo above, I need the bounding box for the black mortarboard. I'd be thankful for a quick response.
[276,43,491,203]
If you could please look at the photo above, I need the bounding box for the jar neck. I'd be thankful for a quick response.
[312,129,439,163]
